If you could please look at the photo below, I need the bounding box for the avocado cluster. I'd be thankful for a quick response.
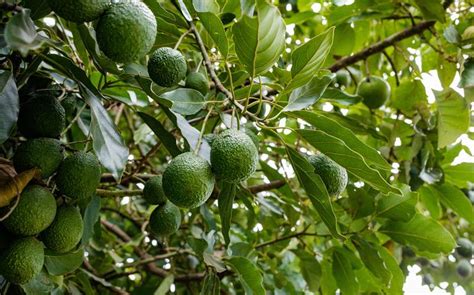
[145,128,259,237]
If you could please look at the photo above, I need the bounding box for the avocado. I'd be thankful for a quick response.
[149,201,181,236]
[357,76,391,109]
[148,47,187,87]
[18,95,65,138]
[143,176,167,205]
[0,237,44,284]
[47,0,111,23]
[41,206,83,254]
[307,153,348,196]
[185,72,209,95]
[13,138,64,178]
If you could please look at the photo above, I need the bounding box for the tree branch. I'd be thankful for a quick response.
[249,179,286,194]
[96,189,142,197]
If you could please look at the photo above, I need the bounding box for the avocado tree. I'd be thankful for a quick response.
[0,0,473,294]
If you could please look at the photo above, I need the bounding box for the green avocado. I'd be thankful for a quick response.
[41,206,83,254]
[307,154,348,196]
[357,76,391,109]
[96,1,157,63]
[48,0,111,23]
[13,138,64,178]
[2,185,57,236]
[185,72,209,95]
[456,238,473,258]
[210,129,258,182]
[148,47,187,87]
[18,95,65,138]
[335,69,351,87]
[149,201,181,236]
[456,259,472,278]
[55,152,101,200]
[162,152,215,209]
[143,176,167,205]
[0,237,44,284]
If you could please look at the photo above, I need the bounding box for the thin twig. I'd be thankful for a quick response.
[382,50,400,86]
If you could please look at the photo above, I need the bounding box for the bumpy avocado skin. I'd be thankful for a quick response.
[162,152,215,209]
[210,129,258,183]
[143,176,167,205]
[308,154,348,196]
[0,237,44,284]
[41,206,83,254]
[48,0,110,23]
[96,1,157,63]
[148,47,187,87]
[149,201,181,236]
[2,185,57,236]
[18,95,65,138]
[55,152,101,200]
[357,76,391,109]
[13,138,64,178]
[185,72,209,95]
[456,259,472,278]
[456,238,473,258]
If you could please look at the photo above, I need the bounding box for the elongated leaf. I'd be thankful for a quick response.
[173,112,211,161]
[376,189,417,221]
[284,75,334,111]
[298,129,397,194]
[354,239,392,284]
[459,58,474,89]
[291,111,391,173]
[285,146,343,238]
[200,270,221,295]
[193,0,219,13]
[218,182,237,245]
[232,1,285,76]
[198,12,228,57]
[418,186,443,219]
[436,89,470,148]
[83,87,128,181]
[82,195,101,246]
[287,28,334,91]
[0,71,19,144]
[293,250,322,292]
[443,162,474,188]
[160,88,205,115]
[322,87,362,105]
[378,246,404,295]
[380,213,456,254]
[4,10,44,55]
[44,248,84,276]
[0,168,38,208]
[413,0,445,22]
[177,0,192,21]
[154,275,174,295]
[226,257,265,295]
[138,112,181,157]
[433,184,474,222]
[332,248,359,295]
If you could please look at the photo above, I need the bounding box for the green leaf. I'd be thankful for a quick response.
[0,71,19,144]
[200,270,221,295]
[391,79,427,115]
[285,146,343,238]
[298,129,397,194]
[83,87,129,181]
[154,275,174,295]
[173,111,211,161]
[160,88,205,115]
[232,1,285,76]
[4,9,44,55]
[22,0,51,20]
[459,58,474,89]
[177,0,192,21]
[226,256,265,295]
[378,247,404,295]
[354,239,392,284]
[44,248,84,276]
[443,162,474,188]
[293,250,322,292]
[444,25,461,44]
[332,23,355,56]
[290,111,391,173]
[418,186,442,219]
[376,188,417,221]
[438,57,457,88]
[321,87,362,105]
[283,75,334,111]
[138,112,181,157]
[413,0,445,22]
[198,12,228,58]
[436,88,470,148]
[218,182,237,245]
[193,0,220,13]
[432,184,474,223]
[287,27,334,91]
[332,247,359,295]
[82,195,101,246]
[380,213,456,254]
[21,270,59,295]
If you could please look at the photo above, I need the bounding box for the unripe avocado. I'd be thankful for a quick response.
[456,238,473,258]
[148,47,187,87]
[335,69,351,87]
[210,129,258,182]
[149,201,181,236]
[143,176,167,205]
[357,76,391,109]
[307,154,348,196]
[162,152,215,209]
[96,1,157,63]
[41,206,83,254]
[456,259,472,278]
[48,0,111,23]
[13,138,64,178]
[185,72,209,95]
[18,95,65,138]
[2,185,57,236]
[55,152,101,200]
[0,237,44,284]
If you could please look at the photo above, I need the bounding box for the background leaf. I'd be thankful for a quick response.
[218,182,237,245]
[226,257,265,295]
[436,89,470,148]
[0,71,19,144]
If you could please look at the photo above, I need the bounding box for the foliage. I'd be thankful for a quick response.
[0,0,473,294]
